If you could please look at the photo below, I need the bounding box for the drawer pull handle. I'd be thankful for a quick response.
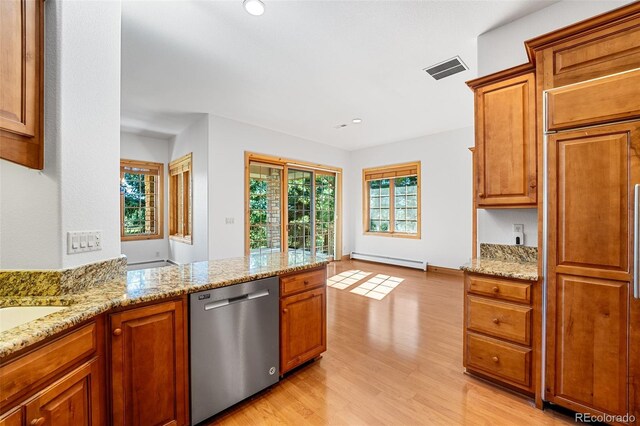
[31,418,45,426]
[492,356,499,363]
[304,280,310,285]
[492,286,500,293]
[492,318,500,324]
[113,328,122,336]
[283,308,288,314]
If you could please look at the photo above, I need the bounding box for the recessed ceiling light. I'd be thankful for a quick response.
[243,0,265,16]
[352,118,363,124]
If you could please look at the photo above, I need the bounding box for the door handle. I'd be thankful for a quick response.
[634,184,639,299]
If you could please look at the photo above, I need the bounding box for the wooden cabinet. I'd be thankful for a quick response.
[545,119,640,420]
[463,272,538,395]
[0,0,45,169]
[0,320,105,424]
[545,67,640,132]
[526,4,640,89]
[467,67,537,207]
[109,299,188,426]
[280,267,327,374]
[0,409,22,426]
[25,359,103,425]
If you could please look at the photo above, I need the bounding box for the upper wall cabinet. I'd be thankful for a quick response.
[526,4,640,90]
[0,0,45,170]
[467,66,537,208]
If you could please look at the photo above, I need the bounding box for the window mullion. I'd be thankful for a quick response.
[389,179,395,234]
[310,171,316,254]
[282,166,289,253]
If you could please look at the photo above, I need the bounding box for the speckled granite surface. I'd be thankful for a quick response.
[479,243,537,263]
[460,244,538,281]
[0,252,328,359]
[0,255,127,297]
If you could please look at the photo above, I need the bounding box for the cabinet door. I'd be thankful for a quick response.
[0,0,44,169]
[0,408,22,426]
[546,122,640,419]
[535,12,640,89]
[281,287,326,374]
[24,358,103,426]
[475,72,536,207]
[109,300,188,426]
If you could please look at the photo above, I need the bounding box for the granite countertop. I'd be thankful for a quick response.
[460,258,538,281]
[0,252,328,359]
[460,243,539,281]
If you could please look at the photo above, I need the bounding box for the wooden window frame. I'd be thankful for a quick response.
[362,161,421,239]
[120,159,164,241]
[169,153,193,245]
[244,152,343,259]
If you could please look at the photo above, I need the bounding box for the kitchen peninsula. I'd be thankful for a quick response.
[0,253,328,425]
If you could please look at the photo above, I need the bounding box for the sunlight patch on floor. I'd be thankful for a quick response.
[349,274,404,300]
[327,270,372,289]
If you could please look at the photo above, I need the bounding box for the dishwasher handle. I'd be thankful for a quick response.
[204,289,270,311]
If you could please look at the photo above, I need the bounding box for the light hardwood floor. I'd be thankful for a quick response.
[210,260,575,425]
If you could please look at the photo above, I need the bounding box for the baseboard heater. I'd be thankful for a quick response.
[350,252,428,271]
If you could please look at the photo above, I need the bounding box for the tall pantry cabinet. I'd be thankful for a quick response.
[526,5,640,424]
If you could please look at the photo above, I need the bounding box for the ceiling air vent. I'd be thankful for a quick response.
[423,56,468,80]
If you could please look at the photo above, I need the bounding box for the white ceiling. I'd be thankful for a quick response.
[121,0,557,150]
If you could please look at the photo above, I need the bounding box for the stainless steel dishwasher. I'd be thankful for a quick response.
[189,276,279,425]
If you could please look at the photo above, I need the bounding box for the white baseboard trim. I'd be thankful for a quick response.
[350,252,428,271]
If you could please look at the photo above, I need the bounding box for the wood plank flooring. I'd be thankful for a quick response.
[208,260,574,425]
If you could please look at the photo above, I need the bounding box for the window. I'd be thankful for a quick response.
[363,162,421,238]
[169,153,192,244]
[120,159,164,241]
[245,152,342,259]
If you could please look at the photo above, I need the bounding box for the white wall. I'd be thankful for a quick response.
[120,132,171,264]
[0,0,121,269]
[478,0,631,76]
[169,115,209,264]
[474,0,629,250]
[208,115,351,261]
[477,209,537,249]
[348,127,473,269]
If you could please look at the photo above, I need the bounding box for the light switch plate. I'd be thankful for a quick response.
[67,231,102,254]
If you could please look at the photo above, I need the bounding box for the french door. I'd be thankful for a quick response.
[246,154,340,259]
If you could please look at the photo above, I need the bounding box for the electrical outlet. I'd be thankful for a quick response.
[513,224,524,246]
[225,217,235,225]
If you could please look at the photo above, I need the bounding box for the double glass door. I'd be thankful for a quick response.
[248,163,337,258]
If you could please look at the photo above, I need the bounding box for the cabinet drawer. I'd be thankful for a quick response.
[0,322,97,408]
[466,332,531,388]
[467,275,531,304]
[280,268,326,297]
[467,296,531,345]
[0,408,22,426]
